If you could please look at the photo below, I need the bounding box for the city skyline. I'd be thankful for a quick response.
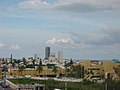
[0,0,120,60]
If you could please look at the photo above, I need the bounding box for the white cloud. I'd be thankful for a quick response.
[17,0,50,9]
[9,0,120,12]
[54,0,120,12]
[68,27,120,48]
[46,37,73,45]
[0,43,4,49]
[10,44,21,50]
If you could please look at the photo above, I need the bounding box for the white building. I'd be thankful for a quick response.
[50,52,56,61]
[58,51,64,62]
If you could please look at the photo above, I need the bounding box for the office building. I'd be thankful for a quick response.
[45,47,50,60]
[58,51,64,61]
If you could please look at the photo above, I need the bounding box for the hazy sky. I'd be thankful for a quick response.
[0,0,120,60]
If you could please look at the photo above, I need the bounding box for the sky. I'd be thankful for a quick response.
[0,0,120,60]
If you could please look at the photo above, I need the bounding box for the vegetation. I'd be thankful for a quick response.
[65,64,84,78]
[52,66,58,75]
[114,66,120,77]
[9,78,120,90]
[18,64,26,75]
[36,60,43,76]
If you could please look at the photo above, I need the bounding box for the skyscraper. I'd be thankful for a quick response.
[45,47,50,60]
[58,51,64,61]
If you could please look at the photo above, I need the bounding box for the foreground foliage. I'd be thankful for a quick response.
[9,78,120,90]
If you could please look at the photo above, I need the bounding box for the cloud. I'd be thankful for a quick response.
[103,27,120,44]
[17,0,50,9]
[54,0,120,12]
[86,27,120,46]
[7,0,120,14]
[68,27,120,48]
[8,0,120,13]
[0,43,4,49]
[46,37,73,45]
[10,44,21,50]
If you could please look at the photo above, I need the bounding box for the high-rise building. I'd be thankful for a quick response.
[45,47,50,60]
[58,51,64,61]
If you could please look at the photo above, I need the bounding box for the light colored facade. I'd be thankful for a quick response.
[50,52,56,61]
[58,51,64,62]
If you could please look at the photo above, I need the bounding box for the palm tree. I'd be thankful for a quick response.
[32,59,35,67]
[36,60,43,77]
[18,63,26,76]
[36,65,43,77]
[22,57,27,66]
[52,66,58,77]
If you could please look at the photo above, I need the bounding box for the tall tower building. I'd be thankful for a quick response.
[45,47,50,60]
[58,51,64,61]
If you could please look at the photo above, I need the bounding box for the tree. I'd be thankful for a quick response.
[36,60,43,77]
[76,65,82,78]
[71,65,76,72]
[39,59,42,65]
[65,68,70,74]
[52,66,58,76]
[18,63,26,75]
[114,66,120,77]
[10,54,13,63]
[66,65,84,78]
[22,57,27,66]
[32,59,35,66]
[70,58,73,65]
[67,65,76,77]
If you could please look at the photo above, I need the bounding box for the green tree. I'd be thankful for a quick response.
[70,58,73,65]
[22,57,27,65]
[18,64,26,75]
[36,60,43,76]
[67,65,76,77]
[52,66,58,76]
[32,59,35,67]
[114,66,120,77]
[76,65,82,78]
[39,59,42,65]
